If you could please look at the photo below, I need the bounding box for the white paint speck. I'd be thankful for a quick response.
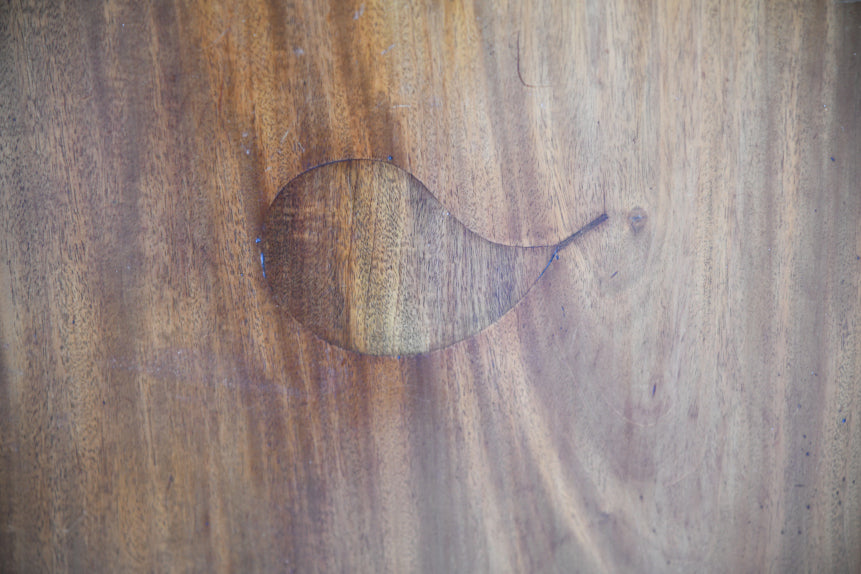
[353,4,365,19]
[381,43,396,56]
[294,47,305,56]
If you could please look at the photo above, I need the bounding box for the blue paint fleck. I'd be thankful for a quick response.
[255,237,261,244]
[830,157,835,162]
[842,418,847,424]
[260,253,266,278]
[387,155,393,161]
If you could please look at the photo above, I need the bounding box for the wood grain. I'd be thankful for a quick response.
[1,0,859,572]
[261,159,603,356]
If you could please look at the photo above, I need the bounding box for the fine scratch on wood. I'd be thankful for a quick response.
[516,31,553,89]
[595,383,678,430]
[537,213,608,280]
[210,27,230,46]
[61,512,86,535]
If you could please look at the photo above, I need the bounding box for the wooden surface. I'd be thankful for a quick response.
[261,159,604,356]
[1,0,860,572]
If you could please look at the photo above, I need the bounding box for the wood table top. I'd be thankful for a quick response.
[1,1,859,572]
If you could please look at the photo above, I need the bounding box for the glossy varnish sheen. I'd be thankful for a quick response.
[1,1,859,572]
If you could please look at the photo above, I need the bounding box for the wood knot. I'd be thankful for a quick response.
[628,207,648,233]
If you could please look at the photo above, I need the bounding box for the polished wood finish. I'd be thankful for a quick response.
[1,0,859,572]
[261,159,603,355]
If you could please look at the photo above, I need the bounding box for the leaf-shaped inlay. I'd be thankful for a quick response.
[261,159,605,356]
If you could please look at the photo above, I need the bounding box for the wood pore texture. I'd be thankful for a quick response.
[1,1,859,572]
